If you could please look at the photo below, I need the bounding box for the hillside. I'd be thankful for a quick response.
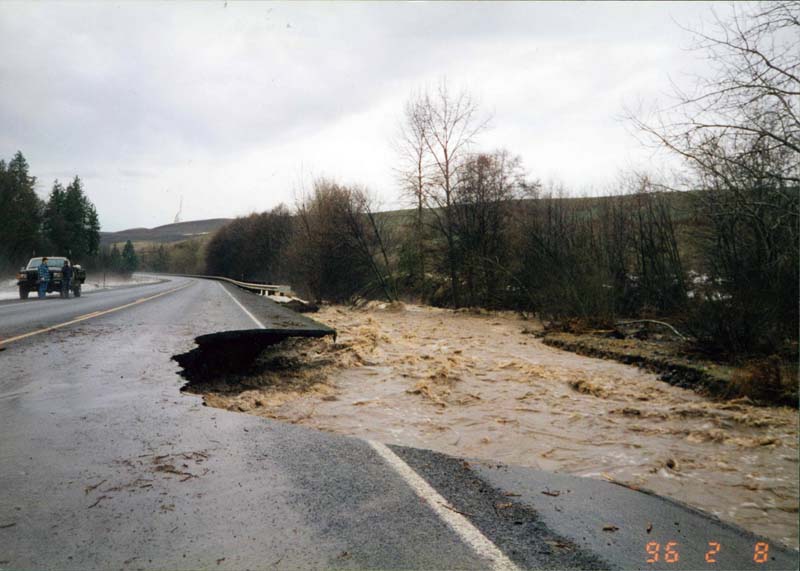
[101,192,699,248]
[100,218,232,246]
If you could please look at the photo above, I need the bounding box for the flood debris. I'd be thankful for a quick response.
[84,479,107,495]
[602,524,620,532]
[87,495,110,509]
[86,450,212,508]
[441,503,473,517]
[568,378,610,398]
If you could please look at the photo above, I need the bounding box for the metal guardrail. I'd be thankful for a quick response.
[175,274,293,297]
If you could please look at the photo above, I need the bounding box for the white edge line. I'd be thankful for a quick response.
[218,282,265,329]
[368,440,520,571]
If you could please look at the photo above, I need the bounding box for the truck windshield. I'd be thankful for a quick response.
[27,258,68,269]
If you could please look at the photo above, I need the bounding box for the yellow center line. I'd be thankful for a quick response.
[0,282,192,347]
[74,311,103,320]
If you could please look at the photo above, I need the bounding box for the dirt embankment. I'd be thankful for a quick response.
[182,302,799,550]
[541,331,797,407]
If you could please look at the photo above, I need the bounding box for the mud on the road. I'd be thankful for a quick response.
[182,302,799,550]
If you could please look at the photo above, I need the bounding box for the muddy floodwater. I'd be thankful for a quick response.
[200,303,799,549]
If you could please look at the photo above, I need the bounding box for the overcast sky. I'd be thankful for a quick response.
[1,1,738,231]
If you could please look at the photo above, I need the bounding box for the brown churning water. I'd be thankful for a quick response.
[203,302,799,550]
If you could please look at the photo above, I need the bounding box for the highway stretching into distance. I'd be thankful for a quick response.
[0,276,797,570]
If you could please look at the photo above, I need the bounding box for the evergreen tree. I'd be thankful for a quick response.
[84,199,100,257]
[0,151,44,269]
[43,180,68,251]
[110,244,122,273]
[43,175,101,260]
[0,151,100,271]
[121,240,139,274]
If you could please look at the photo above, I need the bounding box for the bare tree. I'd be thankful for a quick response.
[206,206,294,282]
[516,185,612,324]
[631,2,799,355]
[395,96,431,291]
[628,175,687,313]
[631,1,799,185]
[413,80,490,307]
[452,150,524,306]
[339,186,399,302]
[291,181,347,302]
[290,179,399,303]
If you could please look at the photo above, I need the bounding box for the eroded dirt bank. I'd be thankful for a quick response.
[187,303,799,549]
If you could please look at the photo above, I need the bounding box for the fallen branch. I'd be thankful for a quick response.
[88,495,110,509]
[616,319,688,341]
[440,503,474,517]
[84,479,107,495]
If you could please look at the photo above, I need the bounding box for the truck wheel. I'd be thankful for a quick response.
[19,287,29,300]
[73,286,81,298]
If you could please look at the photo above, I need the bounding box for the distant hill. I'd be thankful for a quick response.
[100,191,700,250]
[100,218,232,246]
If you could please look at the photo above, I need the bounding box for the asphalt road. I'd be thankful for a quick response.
[0,276,797,570]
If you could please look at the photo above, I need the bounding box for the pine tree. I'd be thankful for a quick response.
[0,151,44,269]
[43,175,101,261]
[64,176,88,258]
[43,180,68,252]
[84,200,100,257]
[121,240,138,274]
[110,244,122,273]
[0,152,100,271]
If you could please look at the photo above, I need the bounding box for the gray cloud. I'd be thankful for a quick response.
[0,1,740,230]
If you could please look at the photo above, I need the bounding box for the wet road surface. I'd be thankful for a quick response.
[0,275,181,340]
[0,277,797,570]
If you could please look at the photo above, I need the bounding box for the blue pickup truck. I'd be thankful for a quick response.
[16,257,86,299]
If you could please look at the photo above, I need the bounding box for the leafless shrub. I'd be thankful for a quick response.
[290,179,398,303]
[451,150,525,307]
[205,206,293,283]
[730,355,796,404]
[512,173,686,326]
